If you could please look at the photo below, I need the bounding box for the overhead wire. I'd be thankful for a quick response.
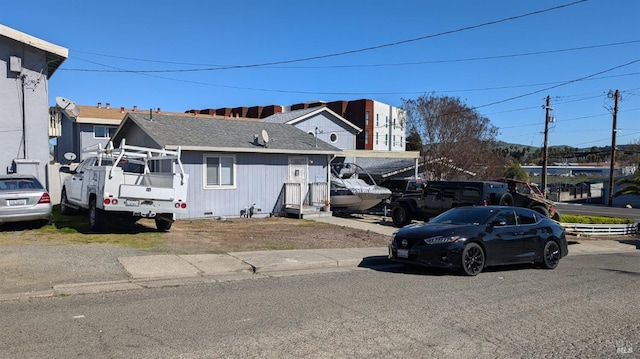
[62,0,589,73]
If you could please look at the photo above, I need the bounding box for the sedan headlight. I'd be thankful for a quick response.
[424,236,461,245]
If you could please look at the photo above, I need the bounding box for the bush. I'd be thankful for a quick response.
[561,214,635,224]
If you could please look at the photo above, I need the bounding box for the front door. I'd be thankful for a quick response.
[287,156,308,206]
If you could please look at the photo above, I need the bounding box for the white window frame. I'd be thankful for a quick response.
[329,132,338,143]
[93,125,117,139]
[203,154,236,189]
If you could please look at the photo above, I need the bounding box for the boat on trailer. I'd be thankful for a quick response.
[330,163,392,211]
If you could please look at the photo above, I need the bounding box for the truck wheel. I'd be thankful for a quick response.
[60,188,75,215]
[497,193,513,206]
[532,206,549,218]
[155,217,173,231]
[89,197,107,232]
[392,204,412,227]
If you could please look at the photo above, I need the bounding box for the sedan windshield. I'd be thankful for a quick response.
[429,207,497,225]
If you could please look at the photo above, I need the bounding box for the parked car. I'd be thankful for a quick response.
[0,174,52,227]
[390,180,511,227]
[493,178,561,221]
[388,206,568,276]
[379,178,423,204]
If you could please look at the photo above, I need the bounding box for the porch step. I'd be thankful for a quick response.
[284,205,333,219]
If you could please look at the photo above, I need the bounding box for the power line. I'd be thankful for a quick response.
[61,0,588,74]
[64,38,639,73]
[475,58,640,109]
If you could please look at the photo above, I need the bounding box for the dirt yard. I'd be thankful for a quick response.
[158,216,392,254]
[0,216,392,254]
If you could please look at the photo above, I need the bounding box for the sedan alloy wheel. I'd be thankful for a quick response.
[461,242,485,276]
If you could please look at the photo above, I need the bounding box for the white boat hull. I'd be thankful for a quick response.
[331,195,384,211]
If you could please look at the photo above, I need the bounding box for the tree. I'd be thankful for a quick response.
[504,161,529,181]
[614,172,640,197]
[405,128,423,152]
[403,93,501,180]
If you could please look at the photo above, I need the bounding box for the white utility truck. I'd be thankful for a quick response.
[60,139,189,232]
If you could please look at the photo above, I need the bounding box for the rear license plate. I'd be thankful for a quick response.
[7,199,27,206]
[397,249,409,258]
[125,199,140,207]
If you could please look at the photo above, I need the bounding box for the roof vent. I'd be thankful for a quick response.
[120,107,125,113]
[97,102,102,108]
[133,105,138,111]
[106,103,110,109]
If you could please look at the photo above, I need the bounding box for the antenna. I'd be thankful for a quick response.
[261,129,269,147]
[55,96,80,118]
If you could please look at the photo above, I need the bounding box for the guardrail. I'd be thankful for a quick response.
[561,223,638,236]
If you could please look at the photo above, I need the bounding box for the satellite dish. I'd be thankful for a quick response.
[64,152,77,161]
[261,129,269,146]
[55,96,80,118]
[55,96,75,110]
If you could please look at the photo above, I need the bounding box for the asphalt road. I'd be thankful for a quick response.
[2,252,638,358]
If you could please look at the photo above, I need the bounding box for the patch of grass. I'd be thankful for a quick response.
[0,205,167,248]
[562,214,635,224]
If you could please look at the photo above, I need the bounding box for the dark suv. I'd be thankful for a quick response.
[379,178,423,204]
[391,180,511,227]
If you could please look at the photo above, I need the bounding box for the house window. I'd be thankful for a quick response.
[365,111,370,126]
[364,130,369,145]
[393,118,396,129]
[204,155,235,188]
[93,125,117,139]
[376,114,379,127]
[308,131,315,137]
[385,134,388,145]
[375,133,379,145]
[329,132,338,143]
[385,116,388,128]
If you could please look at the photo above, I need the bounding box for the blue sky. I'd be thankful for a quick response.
[3,0,639,148]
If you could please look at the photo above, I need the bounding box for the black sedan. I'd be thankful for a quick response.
[389,206,568,276]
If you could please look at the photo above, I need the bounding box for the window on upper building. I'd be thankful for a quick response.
[385,134,388,145]
[364,130,369,145]
[393,118,396,129]
[204,155,235,188]
[93,125,118,139]
[329,132,338,143]
[375,133,379,145]
[365,111,370,126]
[385,116,388,128]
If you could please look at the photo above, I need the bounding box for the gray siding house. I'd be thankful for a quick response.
[54,104,124,163]
[111,113,341,219]
[0,24,67,179]
[261,107,361,151]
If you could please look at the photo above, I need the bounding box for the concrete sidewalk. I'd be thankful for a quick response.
[47,239,638,299]
[1,214,638,302]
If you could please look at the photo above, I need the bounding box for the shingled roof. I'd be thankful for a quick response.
[114,112,342,154]
[262,106,362,132]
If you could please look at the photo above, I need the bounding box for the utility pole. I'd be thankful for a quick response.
[607,89,619,207]
[541,95,552,197]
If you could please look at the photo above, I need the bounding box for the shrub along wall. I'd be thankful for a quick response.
[561,214,635,225]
